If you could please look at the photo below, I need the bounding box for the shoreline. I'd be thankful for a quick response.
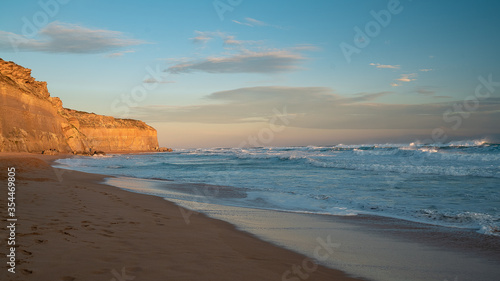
[101,168,500,281]
[55,151,500,238]
[160,198,500,281]
[101,174,500,237]
[3,152,500,281]
[0,153,364,281]
[105,175,499,237]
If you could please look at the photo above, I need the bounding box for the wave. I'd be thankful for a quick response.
[447,138,492,147]
[55,145,500,236]
[307,159,498,178]
[224,146,499,178]
[56,143,500,179]
[416,209,500,236]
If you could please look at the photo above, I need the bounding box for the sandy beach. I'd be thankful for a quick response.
[169,199,500,281]
[2,1,500,280]
[0,154,365,281]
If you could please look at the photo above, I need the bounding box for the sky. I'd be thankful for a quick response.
[1,0,499,148]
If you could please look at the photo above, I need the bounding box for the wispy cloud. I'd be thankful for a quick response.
[189,31,261,48]
[129,87,500,132]
[222,35,261,46]
[170,31,312,74]
[190,31,226,45]
[223,35,242,45]
[419,68,433,72]
[413,87,450,99]
[232,17,283,29]
[415,88,435,95]
[396,73,417,82]
[190,35,212,45]
[245,18,267,26]
[290,44,320,52]
[232,20,253,27]
[106,50,135,58]
[392,73,417,86]
[0,21,145,54]
[142,78,175,84]
[131,86,391,126]
[369,63,400,69]
[166,50,305,74]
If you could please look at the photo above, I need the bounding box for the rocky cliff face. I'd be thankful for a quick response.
[0,58,159,153]
[61,108,159,152]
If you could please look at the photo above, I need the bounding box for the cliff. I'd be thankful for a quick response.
[60,108,159,152]
[0,58,159,153]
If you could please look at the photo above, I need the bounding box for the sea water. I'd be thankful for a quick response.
[54,139,500,235]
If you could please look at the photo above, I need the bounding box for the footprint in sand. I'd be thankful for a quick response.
[18,232,41,237]
[99,229,115,237]
[81,222,95,230]
[21,269,33,275]
[59,230,76,237]
[21,249,33,256]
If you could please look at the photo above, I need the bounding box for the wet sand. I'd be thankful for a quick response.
[106,175,500,281]
[0,154,364,281]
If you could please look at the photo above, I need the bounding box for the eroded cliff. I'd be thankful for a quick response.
[0,58,159,153]
[61,108,159,152]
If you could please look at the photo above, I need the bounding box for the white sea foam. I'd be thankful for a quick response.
[54,141,500,235]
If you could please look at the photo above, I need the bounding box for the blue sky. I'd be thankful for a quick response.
[1,0,499,147]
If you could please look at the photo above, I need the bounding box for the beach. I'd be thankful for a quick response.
[2,154,500,281]
[2,1,500,280]
[105,176,500,281]
[0,154,363,281]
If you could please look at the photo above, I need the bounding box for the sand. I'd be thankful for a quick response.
[0,154,364,281]
[170,199,500,281]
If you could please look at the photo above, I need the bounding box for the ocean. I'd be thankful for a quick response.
[54,139,500,236]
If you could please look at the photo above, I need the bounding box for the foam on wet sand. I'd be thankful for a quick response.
[0,154,362,281]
